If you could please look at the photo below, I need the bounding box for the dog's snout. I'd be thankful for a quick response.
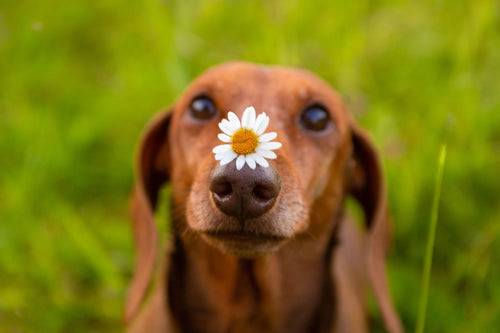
[209,163,281,221]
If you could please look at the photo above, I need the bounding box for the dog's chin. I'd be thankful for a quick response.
[200,231,287,258]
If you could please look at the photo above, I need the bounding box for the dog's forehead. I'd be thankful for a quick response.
[192,62,337,97]
[184,62,346,119]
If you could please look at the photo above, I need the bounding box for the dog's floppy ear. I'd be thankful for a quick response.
[348,123,404,333]
[124,108,172,322]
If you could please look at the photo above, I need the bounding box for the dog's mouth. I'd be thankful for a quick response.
[201,230,287,257]
[205,230,286,242]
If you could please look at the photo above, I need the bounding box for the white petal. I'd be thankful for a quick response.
[256,148,277,159]
[220,151,238,165]
[254,114,269,135]
[254,113,265,127]
[252,153,269,167]
[215,150,236,161]
[236,155,246,170]
[241,106,256,129]
[258,132,277,142]
[219,120,235,136]
[259,141,282,151]
[227,112,241,130]
[218,133,231,143]
[253,113,266,134]
[212,144,232,154]
[245,155,256,169]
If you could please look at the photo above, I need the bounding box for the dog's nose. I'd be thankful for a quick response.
[209,163,281,220]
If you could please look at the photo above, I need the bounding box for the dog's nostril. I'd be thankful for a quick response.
[212,181,232,198]
[252,184,275,202]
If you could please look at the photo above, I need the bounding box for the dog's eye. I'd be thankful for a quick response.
[190,96,217,120]
[300,105,331,131]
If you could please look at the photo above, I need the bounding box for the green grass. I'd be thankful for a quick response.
[416,146,446,333]
[1,0,499,332]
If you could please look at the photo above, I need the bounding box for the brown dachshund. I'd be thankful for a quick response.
[125,62,403,333]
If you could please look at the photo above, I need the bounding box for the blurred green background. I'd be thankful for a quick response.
[1,0,499,332]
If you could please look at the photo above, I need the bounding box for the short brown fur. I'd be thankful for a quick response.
[125,62,403,333]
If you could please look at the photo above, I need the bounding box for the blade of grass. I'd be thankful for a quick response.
[415,145,447,333]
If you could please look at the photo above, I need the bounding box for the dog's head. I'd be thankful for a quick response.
[171,63,356,257]
[126,62,399,332]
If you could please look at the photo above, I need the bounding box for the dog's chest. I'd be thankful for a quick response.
[169,256,332,333]
[170,261,271,332]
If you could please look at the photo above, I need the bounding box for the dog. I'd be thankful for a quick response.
[124,62,403,333]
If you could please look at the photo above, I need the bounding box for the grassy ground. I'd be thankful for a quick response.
[1,0,499,332]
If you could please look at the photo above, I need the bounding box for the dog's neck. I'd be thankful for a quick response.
[167,213,341,333]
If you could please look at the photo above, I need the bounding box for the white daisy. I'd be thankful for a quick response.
[212,106,282,170]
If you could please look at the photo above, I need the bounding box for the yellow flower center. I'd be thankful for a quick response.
[231,129,258,155]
